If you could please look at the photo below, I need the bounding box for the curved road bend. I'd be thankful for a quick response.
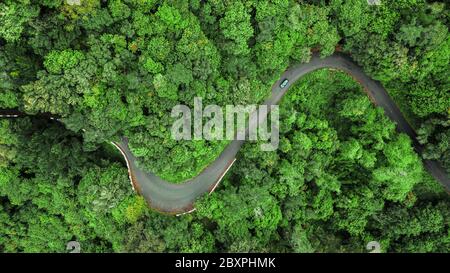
[1,53,449,214]
[112,52,449,214]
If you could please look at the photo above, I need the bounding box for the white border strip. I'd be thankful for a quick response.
[110,141,136,192]
[176,208,197,217]
[209,158,236,195]
[177,158,236,216]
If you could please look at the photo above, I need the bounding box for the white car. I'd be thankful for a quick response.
[280,79,289,89]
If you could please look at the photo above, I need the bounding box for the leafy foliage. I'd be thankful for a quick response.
[0,0,448,253]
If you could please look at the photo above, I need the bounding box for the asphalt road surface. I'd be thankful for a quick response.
[1,53,448,214]
[111,52,450,214]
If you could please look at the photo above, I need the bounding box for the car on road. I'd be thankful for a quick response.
[280,79,289,88]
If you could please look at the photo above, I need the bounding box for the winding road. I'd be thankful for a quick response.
[111,52,450,214]
[1,53,449,214]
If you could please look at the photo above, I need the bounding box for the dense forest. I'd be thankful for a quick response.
[0,0,449,252]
